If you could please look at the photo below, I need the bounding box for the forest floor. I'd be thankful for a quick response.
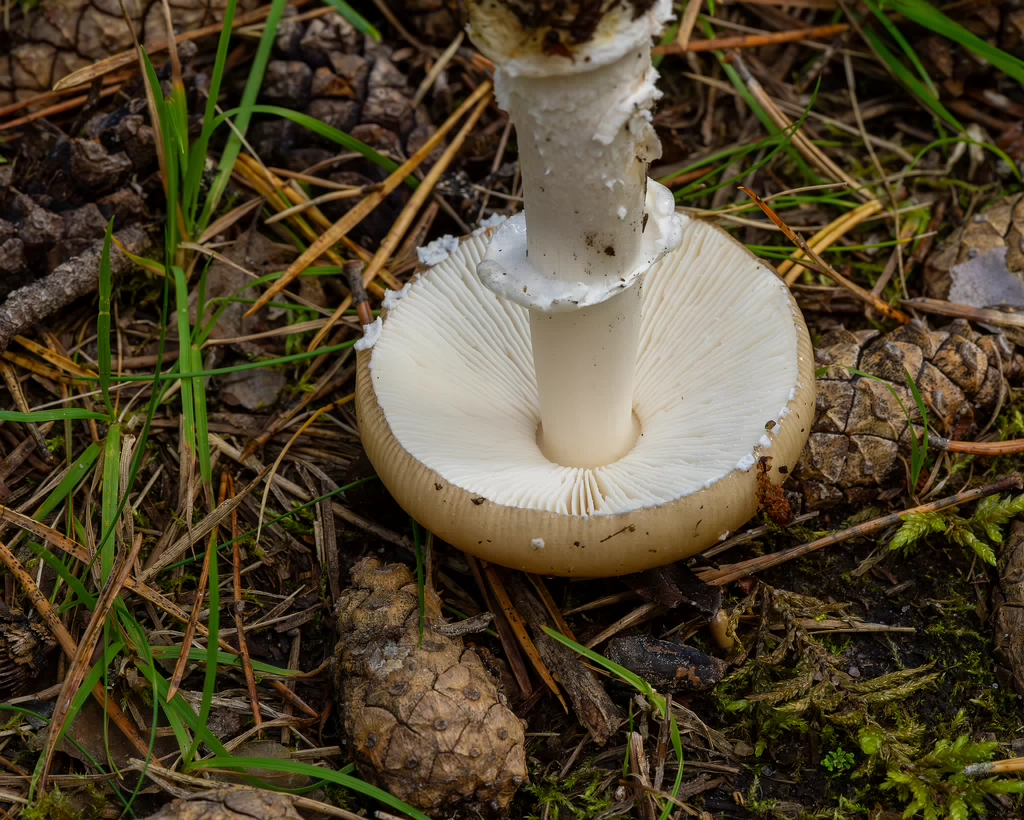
[4,1,1024,819]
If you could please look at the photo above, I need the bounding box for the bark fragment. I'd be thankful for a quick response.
[0,226,150,352]
[142,788,302,820]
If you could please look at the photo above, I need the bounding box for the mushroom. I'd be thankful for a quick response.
[354,0,815,576]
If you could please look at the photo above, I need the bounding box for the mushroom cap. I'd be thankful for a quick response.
[356,218,815,577]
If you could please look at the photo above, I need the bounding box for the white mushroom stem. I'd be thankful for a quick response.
[471,4,682,468]
[497,44,658,286]
[531,286,643,468]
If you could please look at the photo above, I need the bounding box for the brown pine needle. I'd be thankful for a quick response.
[483,563,566,710]
[466,555,533,699]
[38,532,147,791]
[308,89,492,350]
[0,85,123,133]
[0,502,315,722]
[738,186,912,324]
[0,536,154,777]
[700,473,1023,586]
[653,23,849,55]
[245,80,493,319]
[778,199,884,283]
[165,529,217,701]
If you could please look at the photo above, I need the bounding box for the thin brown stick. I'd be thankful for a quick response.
[700,473,1023,585]
[964,757,1024,777]
[901,297,1024,330]
[654,23,849,55]
[739,186,913,324]
[932,437,1024,456]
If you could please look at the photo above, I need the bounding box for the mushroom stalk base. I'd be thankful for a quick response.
[531,284,643,468]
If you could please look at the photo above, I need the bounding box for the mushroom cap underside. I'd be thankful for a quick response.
[357,218,815,577]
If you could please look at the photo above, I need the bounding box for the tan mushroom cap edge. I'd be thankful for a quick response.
[356,220,816,578]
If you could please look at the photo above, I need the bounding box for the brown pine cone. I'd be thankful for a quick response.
[334,558,527,815]
[794,320,1023,508]
[0,604,55,698]
[1,0,260,103]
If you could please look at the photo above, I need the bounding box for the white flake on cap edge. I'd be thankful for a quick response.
[354,317,383,351]
[417,234,461,266]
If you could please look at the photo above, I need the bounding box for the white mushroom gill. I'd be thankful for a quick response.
[369,219,801,517]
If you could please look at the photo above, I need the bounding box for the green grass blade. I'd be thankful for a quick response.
[905,367,930,487]
[186,0,238,224]
[36,443,102,521]
[905,136,1021,181]
[191,345,212,488]
[543,627,657,702]
[99,340,357,384]
[97,219,115,418]
[172,266,198,464]
[212,105,414,186]
[148,646,298,677]
[862,0,937,97]
[857,22,962,132]
[0,409,114,423]
[882,0,1024,85]
[203,757,432,820]
[321,0,380,41]
[542,627,685,816]
[99,425,121,583]
[652,21,678,70]
[31,542,97,611]
[844,367,930,488]
[198,0,288,234]
[712,48,815,180]
[139,48,181,257]
[132,655,233,759]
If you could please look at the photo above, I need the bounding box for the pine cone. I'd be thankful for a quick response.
[334,558,527,815]
[1,0,260,103]
[0,604,55,698]
[794,320,1023,508]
